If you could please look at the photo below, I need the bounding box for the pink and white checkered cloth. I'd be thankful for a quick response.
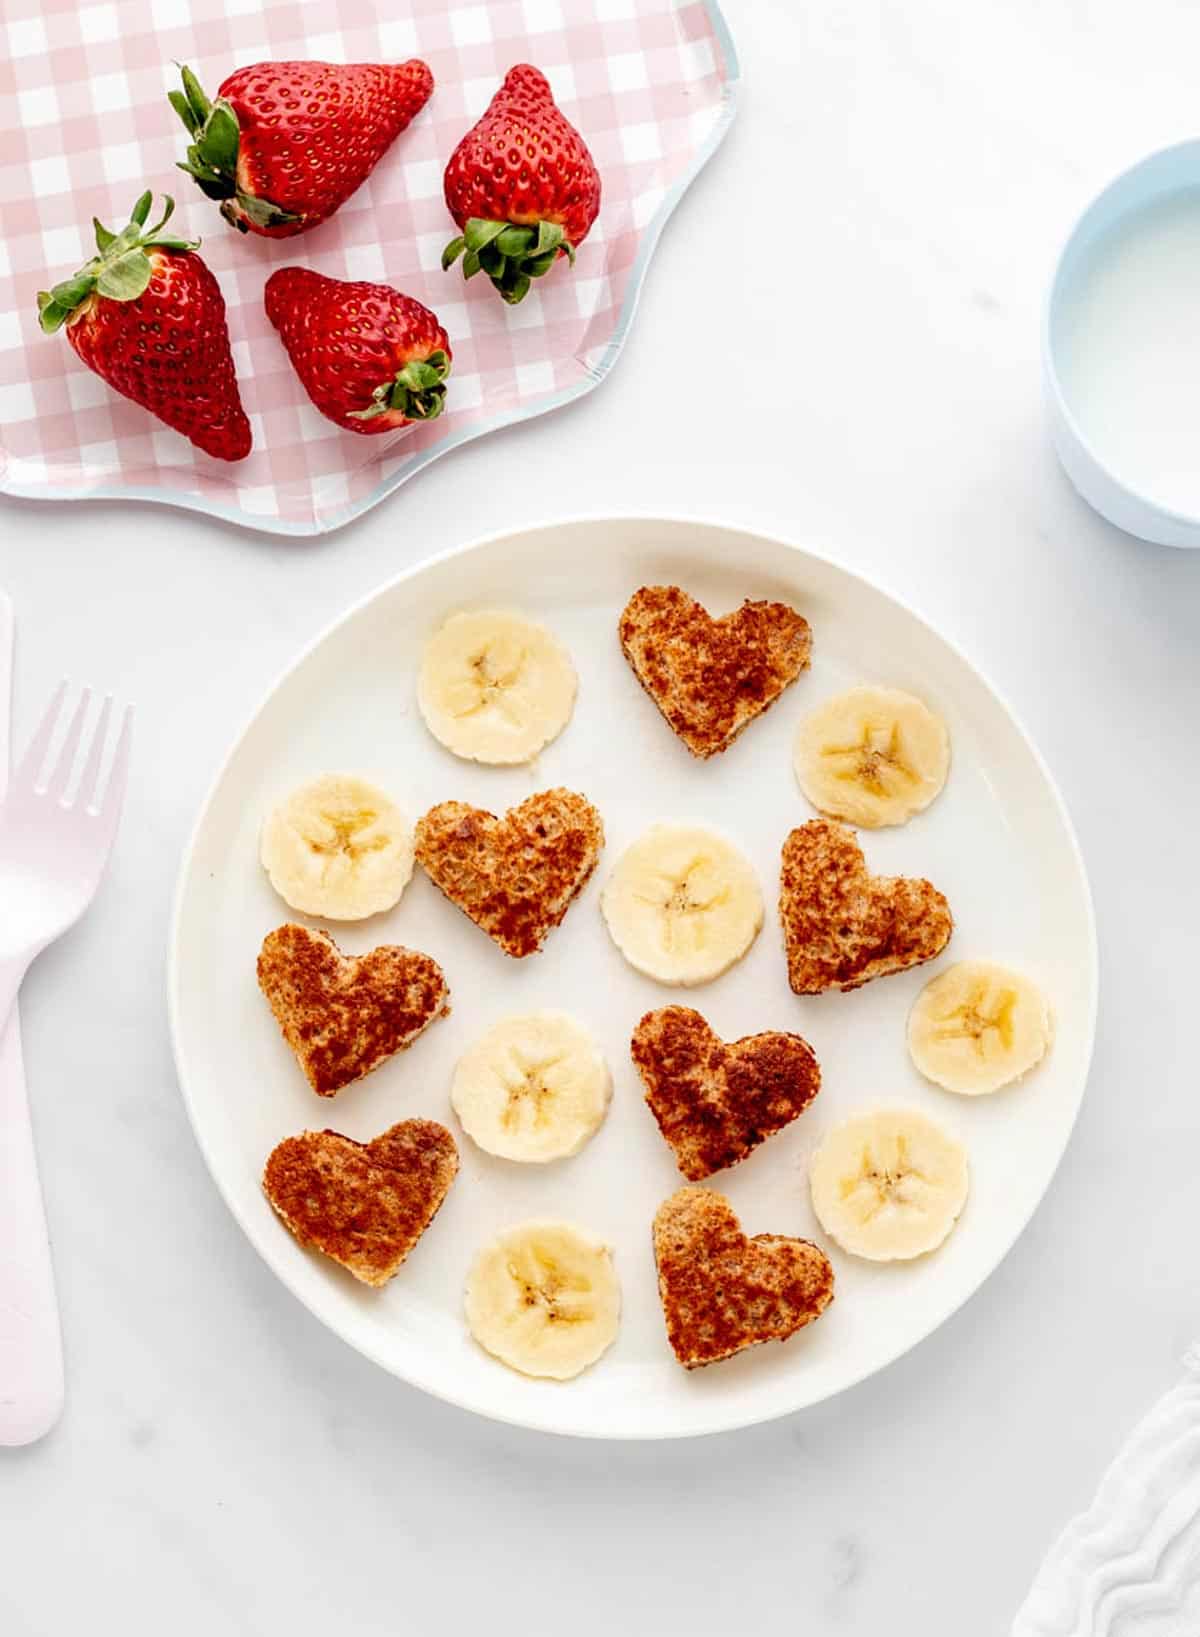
[0,0,737,534]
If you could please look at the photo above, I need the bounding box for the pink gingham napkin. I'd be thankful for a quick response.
[0,0,737,533]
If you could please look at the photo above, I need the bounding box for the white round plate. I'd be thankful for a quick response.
[169,516,1096,1439]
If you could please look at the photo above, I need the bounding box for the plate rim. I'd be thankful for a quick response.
[167,511,1098,1439]
[0,1,741,540]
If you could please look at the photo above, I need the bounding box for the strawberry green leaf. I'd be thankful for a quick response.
[525,250,558,278]
[396,359,442,391]
[534,220,564,255]
[179,65,212,125]
[501,270,531,306]
[197,105,239,174]
[95,247,151,301]
[48,271,99,309]
[130,192,153,228]
[189,173,231,202]
[462,248,482,280]
[232,190,299,229]
[93,217,116,252]
[464,218,508,253]
[36,297,72,335]
[168,89,198,135]
[143,195,177,238]
[496,225,535,257]
[441,235,467,270]
[477,242,505,276]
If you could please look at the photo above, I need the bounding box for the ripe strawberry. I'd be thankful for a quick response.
[170,59,434,238]
[37,192,251,462]
[442,64,600,304]
[265,268,451,435]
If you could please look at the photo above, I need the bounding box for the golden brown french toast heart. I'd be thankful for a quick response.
[632,1006,821,1180]
[618,585,811,758]
[262,1119,459,1287]
[780,819,953,994]
[257,923,449,1096]
[414,787,603,958]
[653,1187,834,1369]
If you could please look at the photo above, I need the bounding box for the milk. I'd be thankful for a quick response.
[1056,187,1200,516]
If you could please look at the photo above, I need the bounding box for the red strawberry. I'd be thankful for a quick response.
[442,64,600,304]
[36,192,251,462]
[265,268,451,435]
[171,59,434,238]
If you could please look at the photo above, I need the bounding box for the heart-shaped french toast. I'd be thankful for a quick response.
[632,1006,821,1180]
[263,1119,459,1287]
[653,1187,834,1368]
[618,585,811,759]
[780,819,952,994]
[414,788,603,958]
[257,923,449,1096]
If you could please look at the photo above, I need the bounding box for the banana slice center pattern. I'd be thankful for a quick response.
[508,1247,591,1326]
[636,858,729,953]
[932,984,1017,1053]
[840,1136,935,1223]
[306,809,391,866]
[451,645,529,723]
[497,1047,569,1132]
[822,722,921,798]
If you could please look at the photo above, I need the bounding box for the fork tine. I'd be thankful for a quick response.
[45,687,93,802]
[75,694,113,811]
[93,704,132,831]
[13,679,68,791]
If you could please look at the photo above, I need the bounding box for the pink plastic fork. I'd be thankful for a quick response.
[0,682,132,1045]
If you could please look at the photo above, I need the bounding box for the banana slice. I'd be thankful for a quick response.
[451,1012,612,1163]
[417,609,577,765]
[794,686,950,828]
[260,773,414,920]
[600,822,764,986]
[907,961,1052,1096]
[464,1220,621,1380]
[809,1109,969,1261]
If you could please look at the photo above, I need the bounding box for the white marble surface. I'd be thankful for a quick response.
[3,1,1200,1630]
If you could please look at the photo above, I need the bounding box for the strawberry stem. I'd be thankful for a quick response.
[35,193,198,334]
[442,217,574,304]
[348,348,452,423]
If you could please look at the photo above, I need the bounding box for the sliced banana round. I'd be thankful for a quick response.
[260,773,414,920]
[451,1012,612,1163]
[417,609,577,765]
[908,961,1052,1096]
[794,685,950,828]
[464,1220,621,1380]
[809,1109,969,1262]
[600,822,764,987]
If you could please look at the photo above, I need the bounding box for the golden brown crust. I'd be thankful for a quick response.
[257,924,449,1096]
[653,1188,834,1369]
[618,585,812,759]
[779,819,952,994]
[632,1006,821,1180]
[262,1119,459,1287]
[414,788,604,958]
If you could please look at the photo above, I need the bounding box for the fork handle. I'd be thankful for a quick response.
[0,1003,64,1444]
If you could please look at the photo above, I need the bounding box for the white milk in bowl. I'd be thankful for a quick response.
[1056,187,1200,517]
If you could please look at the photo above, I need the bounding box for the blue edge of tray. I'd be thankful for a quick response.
[2,2,741,539]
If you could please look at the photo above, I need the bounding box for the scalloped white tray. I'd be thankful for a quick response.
[0,1,737,534]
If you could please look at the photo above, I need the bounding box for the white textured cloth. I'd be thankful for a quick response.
[1013,1351,1200,1635]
